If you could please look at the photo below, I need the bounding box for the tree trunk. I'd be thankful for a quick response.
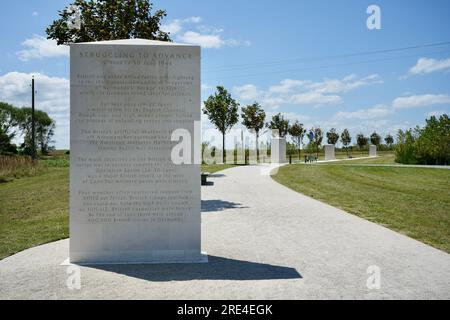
[222,133,226,164]
[256,132,259,163]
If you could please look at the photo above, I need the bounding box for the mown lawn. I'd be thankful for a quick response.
[201,163,237,174]
[0,167,70,260]
[324,153,397,165]
[272,164,450,252]
[0,163,235,259]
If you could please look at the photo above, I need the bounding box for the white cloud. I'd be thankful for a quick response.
[16,35,69,61]
[333,104,393,120]
[409,57,450,75]
[177,31,247,49]
[0,72,69,148]
[32,11,38,17]
[290,92,342,105]
[268,79,306,94]
[233,84,260,101]
[162,16,249,49]
[307,74,382,94]
[392,94,450,109]
[161,20,183,35]
[426,110,449,118]
[234,74,381,109]
[178,31,225,49]
[266,111,311,124]
[161,17,202,35]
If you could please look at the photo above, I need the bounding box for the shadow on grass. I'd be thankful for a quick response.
[84,255,302,282]
[201,200,248,212]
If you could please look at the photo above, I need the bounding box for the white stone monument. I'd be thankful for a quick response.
[324,144,335,161]
[369,145,377,157]
[70,39,205,264]
[271,137,287,164]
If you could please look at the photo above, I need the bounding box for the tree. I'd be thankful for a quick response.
[326,128,339,145]
[395,129,417,164]
[203,86,239,164]
[356,133,368,155]
[341,128,351,157]
[414,114,450,165]
[17,108,55,156]
[0,102,21,154]
[288,121,306,159]
[241,102,266,162]
[385,134,394,149]
[267,113,289,138]
[46,0,170,45]
[370,132,381,146]
[312,127,323,158]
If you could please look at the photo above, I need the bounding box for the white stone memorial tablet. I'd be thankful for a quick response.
[324,144,335,161]
[70,39,204,264]
[271,137,287,164]
[369,145,377,157]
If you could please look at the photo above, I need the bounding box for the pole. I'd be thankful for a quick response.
[31,76,36,160]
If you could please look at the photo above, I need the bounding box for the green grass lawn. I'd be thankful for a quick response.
[201,163,237,174]
[321,153,397,165]
[0,167,69,260]
[290,151,395,163]
[272,164,450,252]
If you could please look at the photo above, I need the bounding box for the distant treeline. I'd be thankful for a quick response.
[0,102,56,156]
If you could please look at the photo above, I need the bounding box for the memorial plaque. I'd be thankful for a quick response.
[369,145,377,157]
[324,144,335,161]
[271,137,287,164]
[70,39,203,264]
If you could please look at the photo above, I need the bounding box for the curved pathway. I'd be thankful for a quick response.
[1,165,449,299]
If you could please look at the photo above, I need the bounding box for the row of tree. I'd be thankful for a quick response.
[203,86,395,162]
[0,102,56,156]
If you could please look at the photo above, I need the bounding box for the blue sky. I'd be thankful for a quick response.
[1,0,449,149]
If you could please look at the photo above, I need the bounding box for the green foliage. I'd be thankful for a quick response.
[370,132,381,146]
[0,102,21,155]
[288,121,306,158]
[340,128,352,156]
[241,103,266,134]
[17,108,55,156]
[241,102,265,162]
[40,156,70,168]
[313,127,323,157]
[395,129,418,164]
[385,134,394,148]
[356,133,368,150]
[326,128,339,145]
[267,113,289,138]
[203,86,239,163]
[396,114,450,165]
[46,0,170,45]
[0,103,56,156]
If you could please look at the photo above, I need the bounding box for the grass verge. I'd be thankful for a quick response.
[0,168,69,260]
[272,164,450,252]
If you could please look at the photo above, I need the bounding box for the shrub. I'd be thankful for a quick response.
[395,114,450,165]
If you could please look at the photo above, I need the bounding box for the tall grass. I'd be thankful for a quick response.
[0,156,47,183]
